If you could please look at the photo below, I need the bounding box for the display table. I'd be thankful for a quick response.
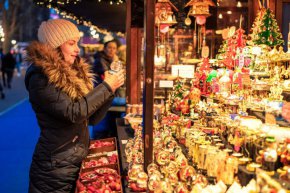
[115,118,290,191]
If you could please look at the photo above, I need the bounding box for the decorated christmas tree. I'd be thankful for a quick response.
[248,8,266,46]
[216,27,248,69]
[253,8,284,47]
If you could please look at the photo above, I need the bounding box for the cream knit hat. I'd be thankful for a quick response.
[38,19,80,48]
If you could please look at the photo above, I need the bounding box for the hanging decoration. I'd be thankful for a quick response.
[185,0,215,25]
[155,0,178,27]
[155,0,178,67]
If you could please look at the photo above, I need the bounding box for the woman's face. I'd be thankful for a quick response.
[104,42,117,59]
[60,37,80,65]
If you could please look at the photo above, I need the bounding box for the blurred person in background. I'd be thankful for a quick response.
[2,51,16,88]
[93,39,126,103]
[25,19,124,193]
[14,49,23,77]
[92,39,126,139]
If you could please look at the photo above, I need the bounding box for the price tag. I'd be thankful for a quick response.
[159,80,173,88]
[107,151,118,156]
[207,98,213,104]
[239,54,245,68]
[121,140,128,144]
[172,65,195,78]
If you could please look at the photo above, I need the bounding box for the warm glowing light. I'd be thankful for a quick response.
[252,46,262,55]
[218,13,223,19]
[38,1,125,37]
[237,1,242,7]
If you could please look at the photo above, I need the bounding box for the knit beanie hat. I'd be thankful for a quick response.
[38,19,80,48]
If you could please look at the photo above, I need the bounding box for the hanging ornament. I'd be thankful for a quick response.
[160,24,170,33]
[196,15,207,25]
[185,0,215,25]
[185,0,215,17]
[185,17,192,25]
[155,0,178,26]
[184,10,192,26]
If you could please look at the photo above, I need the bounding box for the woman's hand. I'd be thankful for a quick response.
[103,70,125,93]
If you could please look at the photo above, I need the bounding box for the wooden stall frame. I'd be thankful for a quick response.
[143,0,155,170]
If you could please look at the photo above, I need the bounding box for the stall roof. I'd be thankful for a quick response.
[34,0,126,32]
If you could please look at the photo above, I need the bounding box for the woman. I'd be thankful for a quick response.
[25,19,124,193]
[93,39,119,83]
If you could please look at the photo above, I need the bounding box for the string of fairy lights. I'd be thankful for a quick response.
[36,0,124,5]
[34,0,125,37]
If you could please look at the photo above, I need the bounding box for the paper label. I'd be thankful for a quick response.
[159,80,174,88]
[172,65,195,78]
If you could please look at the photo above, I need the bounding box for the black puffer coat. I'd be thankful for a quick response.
[25,42,114,193]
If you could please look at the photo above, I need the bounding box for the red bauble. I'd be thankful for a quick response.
[160,24,169,33]
[196,16,207,25]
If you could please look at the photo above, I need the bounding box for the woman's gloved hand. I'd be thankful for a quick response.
[104,70,125,93]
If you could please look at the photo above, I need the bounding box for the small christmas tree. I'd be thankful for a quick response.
[253,8,284,47]
[248,8,266,46]
[216,28,248,69]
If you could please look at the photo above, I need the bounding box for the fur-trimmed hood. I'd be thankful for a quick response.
[25,41,95,100]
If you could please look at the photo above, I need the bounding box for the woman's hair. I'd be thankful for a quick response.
[104,39,119,49]
[56,47,65,60]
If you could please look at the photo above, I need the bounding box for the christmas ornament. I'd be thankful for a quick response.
[155,0,178,26]
[251,8,284,47]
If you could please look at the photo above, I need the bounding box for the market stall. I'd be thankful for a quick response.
[121,0,290,192]
[33,0,290,192]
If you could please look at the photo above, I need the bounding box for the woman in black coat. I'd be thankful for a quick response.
[25,19,124,193]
